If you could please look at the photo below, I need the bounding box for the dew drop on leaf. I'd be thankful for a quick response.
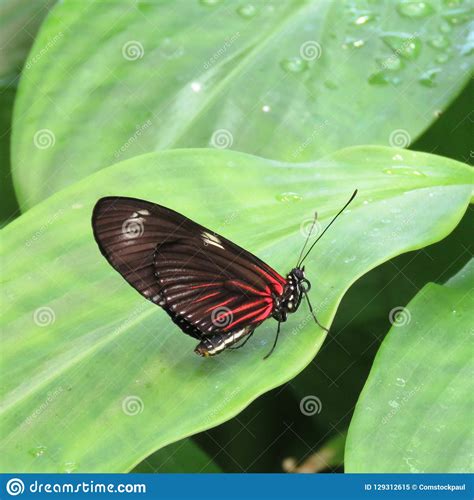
[419,68,441,87]
[443,6,473,25]
[199,0,221,6]
[276,192,302,203]
[428,34,450,49]
[382,33,422,60]
[63,461,78,473]
[280,57,308,73]
[396,1,435,18]
[29,446,47,457]
[237,4,258,19]
[436,52,450,63]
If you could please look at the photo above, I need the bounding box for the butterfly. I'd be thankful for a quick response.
[91,190,357,358]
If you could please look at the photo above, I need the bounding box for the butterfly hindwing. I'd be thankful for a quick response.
[92,197,286,340]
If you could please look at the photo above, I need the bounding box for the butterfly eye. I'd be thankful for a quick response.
[299,278,311,293]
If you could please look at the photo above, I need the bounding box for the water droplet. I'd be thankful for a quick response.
[280,57,308,73]
[276,192,302,203]
[368,71,401,86]
[443,6,472,25]
[392,154,404,160]
[396,377,406,387]
[389,400,400,408]
[382,33,422,60]
[383,166,426,176]
[436,52,449,63]
[354,13,376,25]
[199,0,221,6]
[324,80,338,90]
[377,55,403,71]
[262,105,271,113]
[29,446,47,457]
[160,38,184,60]
[396,1,435,18]
[419,67,441,87]
[63,461,78,473]
[429,34,450,49]
[237,4,257,18]
[344,37,365,48]
[191,81,202,92]
[343,255,357,264]
[439,20,453,33]
[452,309,457,314]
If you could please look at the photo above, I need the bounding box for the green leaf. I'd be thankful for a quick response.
[0,87,20,227]
[0,0,56,85]
[345,259,474,472]
[12,0,473,208]
[132,439,220,473]
[1,146,471,472]
[0,0,56,224]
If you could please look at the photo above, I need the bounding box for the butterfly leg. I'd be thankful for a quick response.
[304,294,329,332]
[263,321,281,360]
[194,327,253,357]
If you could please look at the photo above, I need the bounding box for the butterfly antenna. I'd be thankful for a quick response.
[298,189,358,267]
[296,212,318,267]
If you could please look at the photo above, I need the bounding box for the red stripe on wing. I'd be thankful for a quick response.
[254,265,286,296]
[224,303,274,331]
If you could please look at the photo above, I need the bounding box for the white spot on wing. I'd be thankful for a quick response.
[138,209,150,216]
[202,231,224,249]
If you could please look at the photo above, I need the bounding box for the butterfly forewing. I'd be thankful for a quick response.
[92,197,286,340]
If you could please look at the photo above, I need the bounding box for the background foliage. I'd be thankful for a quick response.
[1,0,473,473]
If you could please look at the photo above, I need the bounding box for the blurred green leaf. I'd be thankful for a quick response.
[0,0,56,85]
[0,0,56,224]
[1,146,471,472]
[0,87,19,227]
[132,439,220,473]
[345,259,474,472]
[12,0,473,208]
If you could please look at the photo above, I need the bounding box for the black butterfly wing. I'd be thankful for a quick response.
[92,197,286,340]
